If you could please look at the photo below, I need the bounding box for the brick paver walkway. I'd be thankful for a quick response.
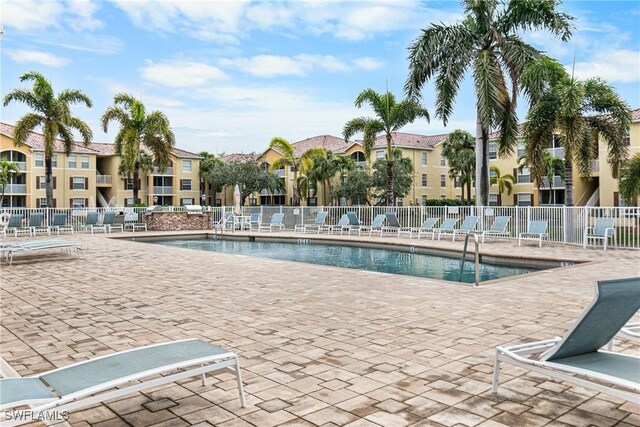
[1,231,639,426]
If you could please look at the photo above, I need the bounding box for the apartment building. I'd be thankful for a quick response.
[0,122,201,208]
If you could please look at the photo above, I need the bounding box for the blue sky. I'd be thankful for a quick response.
[1,0,639,155]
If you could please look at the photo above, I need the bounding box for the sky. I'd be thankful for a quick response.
[1,0,639,156]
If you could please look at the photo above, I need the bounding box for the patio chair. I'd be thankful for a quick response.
[479,216,511,243]
[295,211,327,234]
[492,277,640,403]
[518,220,548,247]
[82,212,107,234]
[51,213,74,235]
[584,218,617,250]
[4,214,30,237]
[0,339,246,426]
[354,214,387,236]
[608,322,640,350]
[28,213,50,236]
[259,213,285,232]
[381,212,402,235]
[432,218,459,240]
[345,212,362,235]
[102,211,123,233]
[1,239,84,266]
[445,215,479,242]
[322,213,350,235]
[397,217,440,239]
[249,213,262,231]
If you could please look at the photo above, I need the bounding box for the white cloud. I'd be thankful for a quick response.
[2,0,102,32]
[5,49,69,67]
[139,60,228,88]
[352,57,384,70]
[67,0,104,31]
[220,54,383,77]
[570,49,640,83]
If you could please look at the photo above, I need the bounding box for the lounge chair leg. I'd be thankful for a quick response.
[235,356,247,408]
[491,351,500,394]
[606,339,614,351]
[201,364,207,386]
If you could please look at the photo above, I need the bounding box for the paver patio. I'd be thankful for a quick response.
[1,232,639,426]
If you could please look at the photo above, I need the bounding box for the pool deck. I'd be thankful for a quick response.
[1,231,639,427]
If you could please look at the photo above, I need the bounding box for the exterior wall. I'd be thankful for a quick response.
[599,120,640,207]
[0,135,32,207]
[145,211,212,230]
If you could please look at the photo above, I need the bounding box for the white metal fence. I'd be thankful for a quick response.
[1,205,638,249]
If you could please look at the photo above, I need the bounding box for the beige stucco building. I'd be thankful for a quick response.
[0,122,201,208]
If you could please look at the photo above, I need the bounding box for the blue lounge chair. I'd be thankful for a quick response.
[249,213,262,231]
[259,213,285,232]
[323,213,351,235]
[401,217,440,239]
[0,339,246,425]
[51,213,74,235]
[345,212,362,235]
[355,213,387,236]
[433,218,459,240]
[445,215,479,242]
[381,212,402,235]
[4,214,29,237]
[518,220,548,247]
[493,277,640,402]
[1,239,83,265]
[480,216,511,243]
[296,211,328,234]
[584,218,617,250]
[82,212,106,234]
[28,213,50,236]
[102,211,123,233]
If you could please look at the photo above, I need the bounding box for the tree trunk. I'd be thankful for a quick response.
[325,179,332,206]
[386,134,394,206]
[475,114,489,206]
[466,169,472,204]
[564,157,573,206]
[133,163,140,205]
[293,169,299,206]
[498,191,502,206]
[45,154,53,208]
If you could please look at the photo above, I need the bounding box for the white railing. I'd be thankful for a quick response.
[96,174,112,185]
[0,184,27,193]
[541,176,565,188]
[153,186,173,195]
[152,167,174,175]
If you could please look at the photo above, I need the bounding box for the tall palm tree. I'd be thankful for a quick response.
[442,130,475,203]
[102,93,175,204]
[518,151,564,204]
[522,58,632,206]
[343,89,429,206]
[0,158,21,207]
[405,0,573,206]
[4,71,93,207]
[489,166,515,206]
[200,152,226,205]
[268,137,326,205]
[308,149,339,205]
[618,153,640,205]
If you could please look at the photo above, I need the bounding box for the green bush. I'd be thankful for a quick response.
[423,199,475,206]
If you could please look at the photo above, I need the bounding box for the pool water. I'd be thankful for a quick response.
[150,238,540,283]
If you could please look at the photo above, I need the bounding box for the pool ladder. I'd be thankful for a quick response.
[459,233,480,287]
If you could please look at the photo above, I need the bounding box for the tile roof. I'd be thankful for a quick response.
[291,135,349,156]
[220,152,258,163]
[632,108,640,121]
[488,123,526,141]
[0,122,100,154]
[373,131,447,149]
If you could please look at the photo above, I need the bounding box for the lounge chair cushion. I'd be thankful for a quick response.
[0,378,57,407]
[548,352,640,384]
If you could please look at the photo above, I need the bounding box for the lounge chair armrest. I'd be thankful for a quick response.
[605,227,615,237]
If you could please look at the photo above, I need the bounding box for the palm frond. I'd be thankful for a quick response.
[619,153,640,202]
[3,89,41,110]
[269,137,295,160]
[67,117,93,146]
[12,114,44,146]
[58,89,93,108]
[473,49,510,128]
[500,0,574,42]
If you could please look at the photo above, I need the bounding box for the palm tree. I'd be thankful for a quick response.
[489,166,515,206]
[518,151,564,204]
[405,0,573,206]
[0,158,21,207]
[268,137,326,205]
[343,89,429,206]
[102,93,175,204]
[618,153,640,205]
[3,71,93,207]
[522,58,632,206]
[200,152,226,205]
[442,130,475,203]
[308,149,339,205]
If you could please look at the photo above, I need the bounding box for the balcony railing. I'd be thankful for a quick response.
[541,175,565,188]
[0,184,27,194]
[274,169,285,177]
[546,147,564,158]
[96,174,112,185]
[591,160,600,173]
[152,167,174,175]
[153,186,174,195]
[14,162,27,171]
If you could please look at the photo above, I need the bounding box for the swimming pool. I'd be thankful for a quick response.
[148,237,543,283]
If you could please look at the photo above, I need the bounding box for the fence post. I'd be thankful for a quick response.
[563,205,568,244]
[515,206,519,239]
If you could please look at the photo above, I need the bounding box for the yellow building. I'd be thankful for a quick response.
[0,122,201,208]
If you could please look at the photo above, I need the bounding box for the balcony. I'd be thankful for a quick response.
[152,167,174,175]
[96,173,112,186]
[546,147,564,158]
[591,159,600,174]
[541,175,565,188]
[153,186,174,195]
[0,184,27,194]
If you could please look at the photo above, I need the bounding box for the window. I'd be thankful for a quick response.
[38,198,47,208]
[396,197,403,207]
[421,152,428,166]
[489,194,498,206]
[421,174,428,187]
[180,179,192,191]
[421,195,427,205]
[125,178,134,190]
[456,194,462,200]
[490,168,498,178]
[376,150,385,160]
[619,193,630,207]
[182,160,192,172]
[624,129,630,146]
[180,198,194,206]
[517,193,532,206]
[35,153,44,167]
[517,143,525,159]
[440,174,446,187]
[68,155,77,168]
[125,198,134,206]
[72,177,86,190]
[488,143,497,160]
[518,167,530,183]
[71,198,86,208]
[81,155,90,169]
[38,176,46,188]
[51,154,58,168]
[455,176,461,188]
[440,154,446,166]
[440,194,446,199]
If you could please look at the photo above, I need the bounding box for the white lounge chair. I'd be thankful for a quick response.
[398,217,439,239]
[249,213,262,231]
[322,213,350,235]
[343,212,362,235]
[493,277,640,403]
[381,212,402,235]
[259,213,285,232]
[0,339,246,426]
[479,216,511,243]
[518,220,548,247]
[28,213,50,236]
[355,214,387,236]
[444,215,479,242]
[433,218,459,240]
[102,211,123,233]
[608,322,640,350]
[82,212,107,234]
[584,218,617,250]
[1,239,83,265]
[295,211,328,234]
[50,213,74,235]
[5,214,30,237]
